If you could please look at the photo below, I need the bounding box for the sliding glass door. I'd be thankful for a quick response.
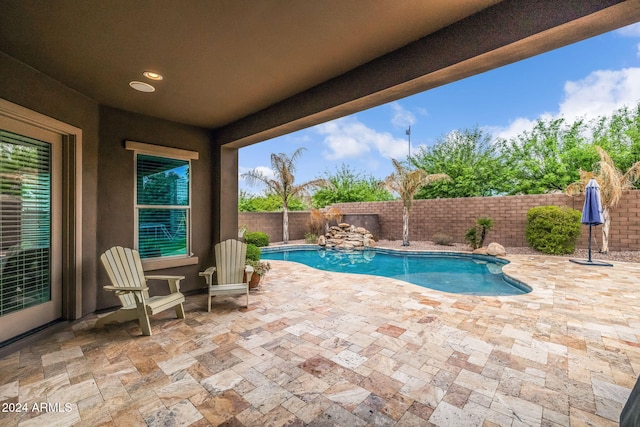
[0,117,61,343]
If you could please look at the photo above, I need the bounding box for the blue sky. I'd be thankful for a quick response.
[239,22,640,194]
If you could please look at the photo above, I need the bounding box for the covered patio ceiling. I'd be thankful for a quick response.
[2,1,640,147]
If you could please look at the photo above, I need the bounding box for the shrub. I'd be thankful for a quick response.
[465,228,480,249]
[307,209,325,236]
[246,243,261,261]
[304,232,318,244]
[432,233,454,246]
[245,231,269,247]
[526,206,581,254]
[465,217,494,249]
[323,206,343,226]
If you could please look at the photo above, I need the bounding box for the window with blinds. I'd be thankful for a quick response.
[0,130,51,315]
[136,154,190,259]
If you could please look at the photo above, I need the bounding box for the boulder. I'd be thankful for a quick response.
[321,222,377,251]
[473,248,488,255]
[487,242,506,257]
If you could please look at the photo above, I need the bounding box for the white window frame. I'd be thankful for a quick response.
[126,140,199,270]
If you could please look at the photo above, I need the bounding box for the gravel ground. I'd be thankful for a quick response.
[272,239,640,263]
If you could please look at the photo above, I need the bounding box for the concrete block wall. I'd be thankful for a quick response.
[238,211,310,242]
[238,191,640,251]
[332,191,640,251]
[598,190,640,251]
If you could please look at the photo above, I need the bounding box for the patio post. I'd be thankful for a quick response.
[215,145,240,243]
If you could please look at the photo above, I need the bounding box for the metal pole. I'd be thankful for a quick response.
[406,126,411,158]
[587,225,593,263]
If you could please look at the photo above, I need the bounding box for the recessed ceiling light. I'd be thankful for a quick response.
[143,71,163,81]
[129,81,155,92]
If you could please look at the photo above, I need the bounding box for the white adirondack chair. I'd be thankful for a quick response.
[96,246,186,336]
[199,239,254,312]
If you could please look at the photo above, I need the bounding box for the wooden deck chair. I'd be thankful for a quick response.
[199,239,254,312]
[96,246,186,336]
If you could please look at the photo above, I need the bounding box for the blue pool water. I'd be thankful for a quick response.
[261,246,530,296]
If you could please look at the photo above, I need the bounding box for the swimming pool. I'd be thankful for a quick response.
[261,246,531,296]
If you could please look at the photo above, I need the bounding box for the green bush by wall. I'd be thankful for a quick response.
[245,231,269,247]
[246,244,261,261]
[526,206,581,254]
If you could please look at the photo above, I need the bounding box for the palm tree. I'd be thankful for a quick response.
[384,158,450,246]
[566,146,640,253]
[242,148,328,243]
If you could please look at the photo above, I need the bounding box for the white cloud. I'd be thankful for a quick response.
[254,166,276,179]
[238,165,275,184]
[490,114,553,141]
[559,68,640,120]
[390,102,416,128]
[238,166,249,181]
[491,67,640,141]
[616,23,640,58]
[316,116,410,160]
[616,22,640,37]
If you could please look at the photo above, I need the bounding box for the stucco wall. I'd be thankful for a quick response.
[96,106,213,310]
[0,52,101,315]
[0,54,216,315]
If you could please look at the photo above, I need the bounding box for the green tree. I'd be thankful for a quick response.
[411,127,507,198]
[238,191,306,212]
[139,171,183,204]
[384,159,450,246]
[242,148,327,243]
[311,164,393,208]
[1,137,41,196]
[498,117,596,194]
[590,103,640,185]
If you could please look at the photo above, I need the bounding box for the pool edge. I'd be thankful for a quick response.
[260,244,533,295]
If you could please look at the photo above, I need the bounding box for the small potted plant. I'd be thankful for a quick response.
[246,259,271,288]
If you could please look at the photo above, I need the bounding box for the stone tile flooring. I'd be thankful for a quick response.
[1,253,640,426]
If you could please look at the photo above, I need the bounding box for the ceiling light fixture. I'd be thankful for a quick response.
[129,81,155,92]
[143,71,163,81]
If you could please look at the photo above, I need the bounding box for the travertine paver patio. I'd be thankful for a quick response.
[1,253,639,426]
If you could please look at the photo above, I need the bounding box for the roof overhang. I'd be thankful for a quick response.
[1,0,638,147]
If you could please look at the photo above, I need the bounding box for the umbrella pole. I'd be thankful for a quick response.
[569,224,612,266]
[587,225,593,263]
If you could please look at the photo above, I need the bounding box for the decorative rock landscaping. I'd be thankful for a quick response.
[318,222,376,250]
[473,242,507,257]
[487,242,507,256]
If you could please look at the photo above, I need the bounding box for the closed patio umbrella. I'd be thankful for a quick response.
[570,178,613,266]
